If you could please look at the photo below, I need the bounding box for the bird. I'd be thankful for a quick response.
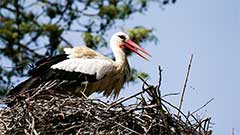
[7,32,151,99]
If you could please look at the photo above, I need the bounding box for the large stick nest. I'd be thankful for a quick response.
[0,77,212,135]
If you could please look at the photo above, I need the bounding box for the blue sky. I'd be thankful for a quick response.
[113,0,239,134]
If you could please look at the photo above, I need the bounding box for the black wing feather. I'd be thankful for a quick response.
[43,68,98,83]
[28,54,68,76]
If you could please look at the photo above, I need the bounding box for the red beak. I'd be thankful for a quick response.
[124,39,152,61]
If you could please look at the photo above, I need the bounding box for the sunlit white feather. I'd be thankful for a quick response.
[51,58,114,80]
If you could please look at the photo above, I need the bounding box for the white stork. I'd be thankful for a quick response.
[7,32,151,98]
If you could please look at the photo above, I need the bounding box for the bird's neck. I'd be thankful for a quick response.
[112,46,127,66]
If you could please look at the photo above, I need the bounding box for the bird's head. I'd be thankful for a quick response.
[110,32,151,61]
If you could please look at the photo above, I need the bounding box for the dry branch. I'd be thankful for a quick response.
[178,54,193,116]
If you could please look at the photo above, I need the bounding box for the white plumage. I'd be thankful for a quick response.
[51,58,114,80]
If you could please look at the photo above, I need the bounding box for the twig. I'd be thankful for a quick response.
[177,54,193,116]
[203,118,211,132]
[138,76,150,87]
[157,65,163,97]
[24,129,30,135]
[107,85,152,109]
[162,92,179,98]
[154,65,163,108]
[0,118,8,131]
[190,113,207,132]
[145,119,154,134]
[60,36,73,47]
[114,122,142,135]
[191,98,214,115]
[28,112,38,135]
[18,43,43,58]
[80,83,88,99]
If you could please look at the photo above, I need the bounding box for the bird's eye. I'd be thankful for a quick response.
[118,35,126,40]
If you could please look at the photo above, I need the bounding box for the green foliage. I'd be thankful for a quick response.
[129,68,149,83]
[0,0,176,94]
[83,32,106,49]
[138,72,149,79]
[127,27,156,44]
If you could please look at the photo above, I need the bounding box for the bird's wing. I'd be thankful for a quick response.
[29,46,111,76]
[28,54,68,76]
[64,46,109,60]
[51,58,115,80]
